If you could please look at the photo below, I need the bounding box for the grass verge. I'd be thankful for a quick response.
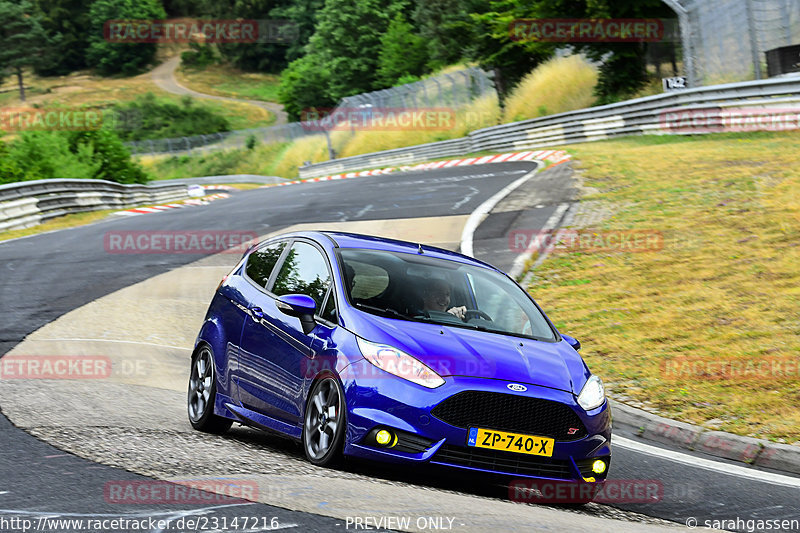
[525,131,800,443]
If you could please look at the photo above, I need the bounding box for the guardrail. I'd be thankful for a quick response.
[298,76,800,179]
[0,179,188,232]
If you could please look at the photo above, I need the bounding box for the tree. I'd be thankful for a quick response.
[85,0,167,76]
[578,0,673,103]
[306,0,405,101]
[376,13,428,87]
[467,0,554,98]
[270,0,325,64]
[278,53,336,121]
[413,0,477,70]
[467,0,675,102]
[33,0,91,75]
[0,0,50,101]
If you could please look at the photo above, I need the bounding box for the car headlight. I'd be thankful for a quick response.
[577,375,605,411]
[356,337,445,389]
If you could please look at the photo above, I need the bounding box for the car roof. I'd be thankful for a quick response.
[291,230,500,272]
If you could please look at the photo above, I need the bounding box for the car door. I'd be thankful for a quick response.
[238,239,334,423]
[234,239,290,415]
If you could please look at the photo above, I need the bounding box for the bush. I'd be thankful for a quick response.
[113,93,231,141]
[0,139,24,185]
[502,55,598,123]
[5,130,148,184]
[181,43,219,69]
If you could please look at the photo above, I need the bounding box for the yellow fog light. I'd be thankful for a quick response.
[592,459,607,474]
[376,430,392,445]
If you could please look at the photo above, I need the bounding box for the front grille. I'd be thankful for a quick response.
[431,390,587,441]
[433,445,574,479]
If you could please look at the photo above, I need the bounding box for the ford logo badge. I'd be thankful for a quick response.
[507,383,527,392]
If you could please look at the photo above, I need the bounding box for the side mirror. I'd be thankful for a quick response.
[562,334,581,352]
[276,294,317,335]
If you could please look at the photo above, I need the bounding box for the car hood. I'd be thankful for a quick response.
[346,312,590,394]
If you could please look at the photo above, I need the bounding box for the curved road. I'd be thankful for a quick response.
[151,56,288,125]
[1,163,799,532]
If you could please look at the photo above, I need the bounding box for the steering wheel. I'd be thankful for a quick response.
[464,309,492,321]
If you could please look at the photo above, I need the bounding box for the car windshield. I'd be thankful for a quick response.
[338,248,556,341]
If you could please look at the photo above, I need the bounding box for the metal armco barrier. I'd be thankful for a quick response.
[298,76,800,179]
[0,179,187,232]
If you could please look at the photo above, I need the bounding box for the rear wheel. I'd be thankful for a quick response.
[303,377,346,466]
[188,345,233,434]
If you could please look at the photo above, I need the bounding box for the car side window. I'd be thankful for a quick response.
[270,241,332,312]
[245,241,286,287]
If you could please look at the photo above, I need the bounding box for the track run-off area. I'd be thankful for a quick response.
[1,161,798,533]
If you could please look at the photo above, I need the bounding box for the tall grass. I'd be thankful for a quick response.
[270,134,331,178]
[502,55,598,123]
[337,93,501,158]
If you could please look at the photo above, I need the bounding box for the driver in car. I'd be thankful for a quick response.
[421,278,467,320]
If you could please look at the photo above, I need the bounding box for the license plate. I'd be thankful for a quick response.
[467,427,554,457]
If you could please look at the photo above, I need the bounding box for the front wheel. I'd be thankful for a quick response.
[187,345,233,434]
[303,376,346,466]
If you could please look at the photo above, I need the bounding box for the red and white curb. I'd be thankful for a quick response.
[116,193,230,216]
[273,150,571,187]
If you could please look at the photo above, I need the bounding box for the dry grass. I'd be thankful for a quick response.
[526,132,800,442]
[502,55,598,123]
[175,64,281,103]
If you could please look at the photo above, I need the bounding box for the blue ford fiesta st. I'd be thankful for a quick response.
[188,231,611,487]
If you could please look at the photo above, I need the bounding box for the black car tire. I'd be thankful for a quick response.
[303,376,346,466]
[187,345,233,434]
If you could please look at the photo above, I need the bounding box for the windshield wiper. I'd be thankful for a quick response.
[353,302,409,319]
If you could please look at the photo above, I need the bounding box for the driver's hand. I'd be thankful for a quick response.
[447,306,467,320]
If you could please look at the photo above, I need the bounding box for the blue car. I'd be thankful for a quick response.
[188,231,611,488]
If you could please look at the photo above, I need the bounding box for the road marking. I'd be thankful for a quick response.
[615,436,800,489]
[353,204,373,219]
[459,161,544,257]
[452,187,480,211]
[508,202,570,279]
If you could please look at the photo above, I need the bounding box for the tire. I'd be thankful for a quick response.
[302,376,346,466]
[187,345,233,434]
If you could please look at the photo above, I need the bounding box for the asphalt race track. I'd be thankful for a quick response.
[1,161,799,532]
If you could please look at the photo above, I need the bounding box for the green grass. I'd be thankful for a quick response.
[524,131,800,443]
